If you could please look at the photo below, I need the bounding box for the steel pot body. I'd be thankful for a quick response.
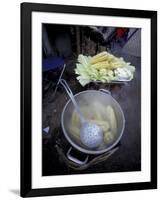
[61,89,125,155]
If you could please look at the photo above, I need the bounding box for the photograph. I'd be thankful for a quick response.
[42,24,141,176]
[21,3,157,197]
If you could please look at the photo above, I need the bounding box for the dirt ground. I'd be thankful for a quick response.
[42,53,141,176]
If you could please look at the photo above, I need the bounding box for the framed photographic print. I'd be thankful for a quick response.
[21,2,157,197]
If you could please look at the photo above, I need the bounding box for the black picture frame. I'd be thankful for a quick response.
[21,2,157,197]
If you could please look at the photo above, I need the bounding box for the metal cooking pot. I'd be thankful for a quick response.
[61,89,125,165]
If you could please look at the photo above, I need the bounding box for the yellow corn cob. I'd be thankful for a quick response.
[92,51,108,60]
[90,55,108,64]
[109,61,124,69]
[90,51,108,64]
[91,61,110,70]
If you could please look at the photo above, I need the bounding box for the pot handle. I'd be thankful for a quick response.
[99,89,111,95]
[67,147,89,165]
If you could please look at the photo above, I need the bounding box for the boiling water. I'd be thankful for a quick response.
[69,101,117,149]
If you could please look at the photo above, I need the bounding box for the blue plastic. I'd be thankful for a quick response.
[43,57,64,72]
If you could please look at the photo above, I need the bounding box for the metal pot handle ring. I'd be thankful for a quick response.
[67,147,89,165]
[99,88,111,95]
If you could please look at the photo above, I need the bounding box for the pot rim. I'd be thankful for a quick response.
[61,89,125,155]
